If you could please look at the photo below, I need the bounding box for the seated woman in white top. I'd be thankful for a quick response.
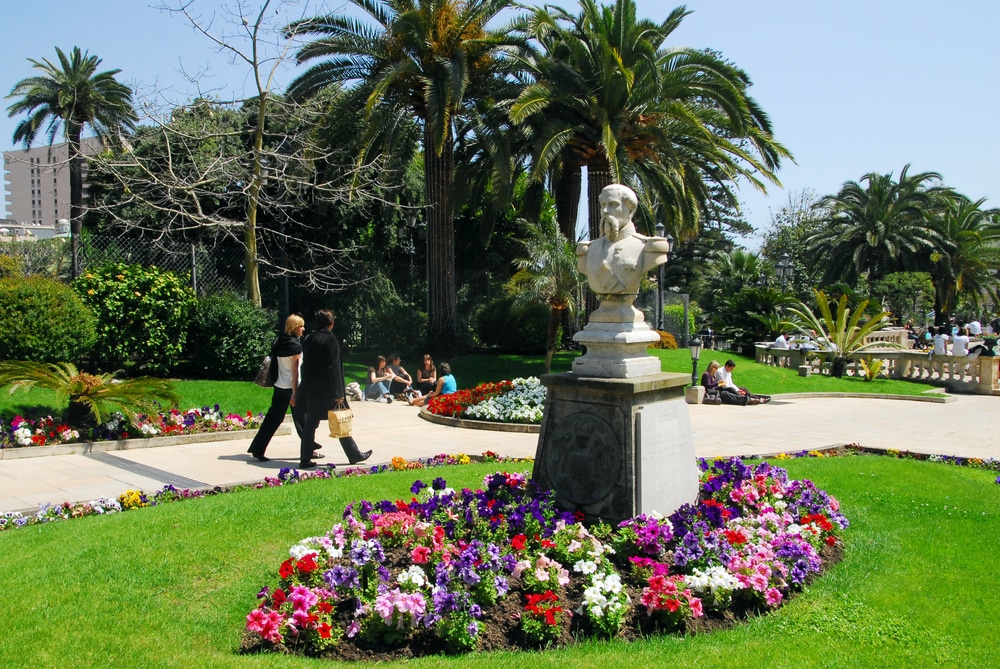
[932,326,950,356]
[951,327,970,357]
[772,333,788,349]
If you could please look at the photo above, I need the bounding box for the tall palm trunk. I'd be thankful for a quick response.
[68,124,84,278]
[583,157,613,321]
[545,304,565,374]
[425,124,457,357]
[555,163,582,241]
[586,156,613,241]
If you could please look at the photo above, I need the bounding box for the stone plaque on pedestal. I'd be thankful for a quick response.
[532,372,698,524]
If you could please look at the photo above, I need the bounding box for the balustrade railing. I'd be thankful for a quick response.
[755,344,1000,395]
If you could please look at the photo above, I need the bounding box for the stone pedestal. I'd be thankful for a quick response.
[532,372,699,524]
[572,294,661,378]
[685,385,705,404]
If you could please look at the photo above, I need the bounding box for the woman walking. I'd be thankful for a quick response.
[248,314,306,462]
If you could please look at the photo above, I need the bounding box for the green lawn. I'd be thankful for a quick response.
[1,457,997,668]
[0,349,938,421]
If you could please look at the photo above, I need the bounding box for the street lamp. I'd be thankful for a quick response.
[689,335,703,386]
[775,253,794,291]
[655,222,666,330]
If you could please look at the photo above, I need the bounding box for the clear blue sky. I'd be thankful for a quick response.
[3,0,998,249]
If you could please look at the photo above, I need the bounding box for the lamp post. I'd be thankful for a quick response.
[689,335,703,386]
[775,253,794,291]
[655,222,665,330]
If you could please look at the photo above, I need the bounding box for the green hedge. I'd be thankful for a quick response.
[475,297,548,354]
[73,263,196,376]
[0,276,96,363]
[186,294,275,380]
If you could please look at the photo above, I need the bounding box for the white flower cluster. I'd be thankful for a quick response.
[397,565,427,588]
[581,572,627,619]
[686,565,743,606]
[462,377,547,424]
[290,535,344,560]
[139,423,159,436]
[14,426,33,446]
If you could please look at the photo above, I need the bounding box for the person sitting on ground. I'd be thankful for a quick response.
[700,360,722,404]
[365,355,395,403]
[409,362,456,407]
[386,353,417,398]
[715,359,769,406]
[415,354,437,395]
[772,333,788,349]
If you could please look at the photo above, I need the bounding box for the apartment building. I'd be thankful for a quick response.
[2,136,103,227]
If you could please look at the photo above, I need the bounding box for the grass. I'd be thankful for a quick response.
[1,456,998,668]
[0,349,938,422]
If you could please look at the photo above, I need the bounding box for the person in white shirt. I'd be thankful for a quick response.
[715,359,769,405]
[772,333,788,349]
[932,326,950,356]
[967,320,982,336]
[951,327,970,357]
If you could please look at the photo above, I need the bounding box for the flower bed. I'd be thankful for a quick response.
[240,458,848,660]
[428,377,545,424]
[1,405,263,449]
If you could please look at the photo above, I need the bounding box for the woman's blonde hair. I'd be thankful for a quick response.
[707,360,721,371]
[284,314,305,335]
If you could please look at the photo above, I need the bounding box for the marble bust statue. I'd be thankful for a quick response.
[577,184,671,297]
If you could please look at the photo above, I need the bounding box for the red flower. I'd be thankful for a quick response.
[317,623,332,638]
[511,534,527,551]
[541,539,557,549]
[723,529,747,546]
[271,589,286,605]
[826,536,837,546]
[297,553,319,574]
[317,602,333,614]
[279,559,295,579]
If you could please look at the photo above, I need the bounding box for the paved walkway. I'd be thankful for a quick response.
[2,393,998,513]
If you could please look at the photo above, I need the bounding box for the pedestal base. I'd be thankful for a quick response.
[532,372,699,524]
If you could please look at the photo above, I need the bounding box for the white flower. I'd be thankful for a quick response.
[574,559,598,575]
[398,565,427,588]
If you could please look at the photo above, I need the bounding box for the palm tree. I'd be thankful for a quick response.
[0,361,179,427]
[6,47,138,277]
[506,217,583,372]
[925,194,1000,323]
[511,0,788,242]
[285,0,521,356]
[700,247,767,313]
[787,289,900,378]
[807,165,944,287]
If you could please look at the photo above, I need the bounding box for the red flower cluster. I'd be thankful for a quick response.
[427,380,515,417]
[524,590,565,626]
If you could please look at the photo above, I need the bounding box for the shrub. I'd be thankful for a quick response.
[186,294,275,380]
[651,330,678,349]
[73,263,196,376]
[0,255,23,279]
[0,276,96,363]
[475,297,548,354]
[662,304,701,341]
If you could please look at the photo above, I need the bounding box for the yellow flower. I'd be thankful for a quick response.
[134,291,141,297]
[116,275,125,280]
[456,453,471,465]
[391,456,408,471]
[87,289,95,295]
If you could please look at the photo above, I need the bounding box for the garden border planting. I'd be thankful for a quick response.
[0,424,290,460]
